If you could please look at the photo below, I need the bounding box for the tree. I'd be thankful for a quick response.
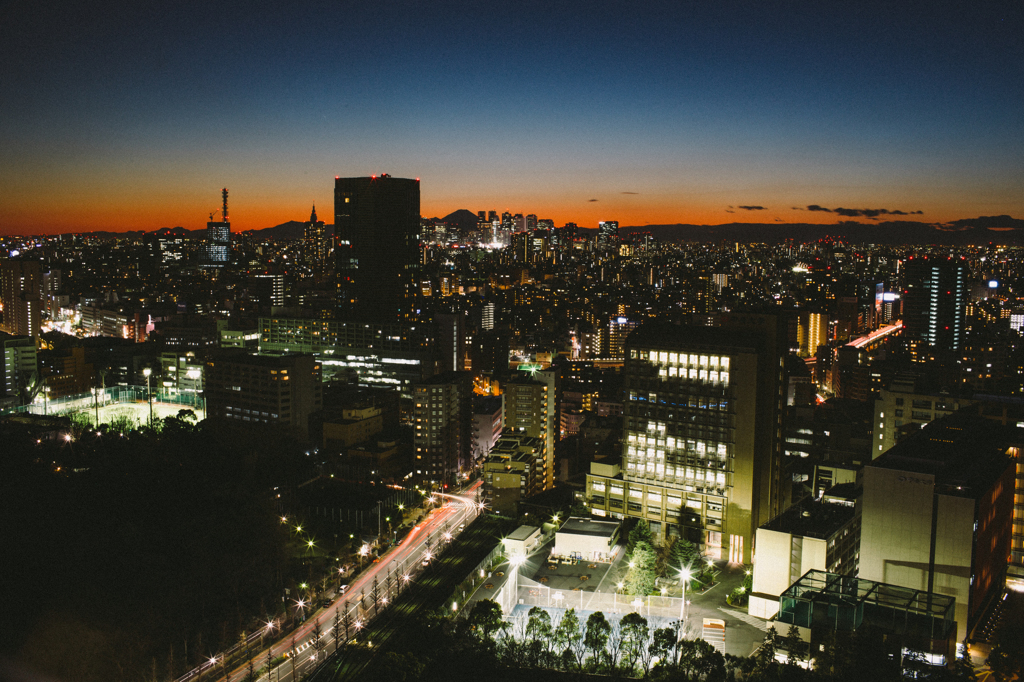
[627,519,654,557]
[525,606,553,663]
[785,624,807,666]
[649,627,677,672]
[333,607,342,653]
[342,600,352,643]
[619,612,650,674]
[754,626,779,678]
[555,607,586,670]
[626,541,658,595]
[311,618,325,661]
[584,611,612,670]
[468,599,506,640]
[667,537,700,576]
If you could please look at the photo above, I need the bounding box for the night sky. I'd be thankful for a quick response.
[2,0,1022,234]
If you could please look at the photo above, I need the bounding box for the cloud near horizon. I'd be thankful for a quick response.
[737,205,766,211]
[798,205,924,219]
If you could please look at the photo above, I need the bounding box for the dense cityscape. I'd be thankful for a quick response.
[4,1,1024,681]
[1,174,1023,682]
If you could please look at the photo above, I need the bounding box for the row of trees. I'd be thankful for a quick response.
[451,600,982,681]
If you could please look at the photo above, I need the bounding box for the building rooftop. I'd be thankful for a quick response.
[761,497,856,540]
[557,516,620,538]
[778,569,955,641]
[626,320,766,355]
[871,410,1020,495]
[507,525,540,541]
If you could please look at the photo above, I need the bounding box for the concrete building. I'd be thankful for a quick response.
[552,517,620,563]
[158,351,204,402]
[587,315,788,564]
[202,188,231,268]
[303,205,329,276]
[901,256,968,362]
[81,305,130,339]
[322,405,383,451]
[859,411,1016,643]
[872,378,975,456]
[0,260,43,339]
[472,394,504,465]
[40,346,93,398]
[748,496,859,620]
[483,433,546,515]
[504,366,558,491]
[503,525,542,558]
[1,332,37,399]
[413,371,472,489]
[204,353,322,439]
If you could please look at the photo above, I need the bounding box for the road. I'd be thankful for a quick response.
[174,481,483,682]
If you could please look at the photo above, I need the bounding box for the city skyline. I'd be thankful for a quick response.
[2,1,1023,235]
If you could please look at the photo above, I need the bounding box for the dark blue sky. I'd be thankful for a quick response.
[2,0,1022,232]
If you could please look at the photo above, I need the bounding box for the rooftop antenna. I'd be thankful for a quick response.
[221,188,229,222]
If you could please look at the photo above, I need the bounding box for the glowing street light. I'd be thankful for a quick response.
[142,368,153,425]
[679,566,693,625]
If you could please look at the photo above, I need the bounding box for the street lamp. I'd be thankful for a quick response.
[91,387,99,426]
[142,368,153,425]
[679,566,693,626]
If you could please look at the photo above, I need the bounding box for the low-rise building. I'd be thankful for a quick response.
[748,496,859,620]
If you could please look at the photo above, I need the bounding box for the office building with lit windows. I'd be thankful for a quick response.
[586,315,787,564]
[257,317,436,401]
[204,353,322,439]
[901,256,968,362]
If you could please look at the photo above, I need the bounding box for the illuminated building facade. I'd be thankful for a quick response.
[587,315,787,564]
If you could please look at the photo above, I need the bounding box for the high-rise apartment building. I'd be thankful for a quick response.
[203,188,231,268]
[901,256,968,361]
[334,174,420,320]
[504,366,559,491]
[0,260,43,339]
[413,370,472,489]
[587,315,788,564]
[796,311,828,358]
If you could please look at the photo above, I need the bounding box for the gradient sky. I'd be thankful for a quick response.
[2,0,1022,234]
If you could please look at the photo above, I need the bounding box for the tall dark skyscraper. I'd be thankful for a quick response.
[901,256,968,361]
[303,204,329,276]
[334,174,420,320]
[203,188,231,268]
